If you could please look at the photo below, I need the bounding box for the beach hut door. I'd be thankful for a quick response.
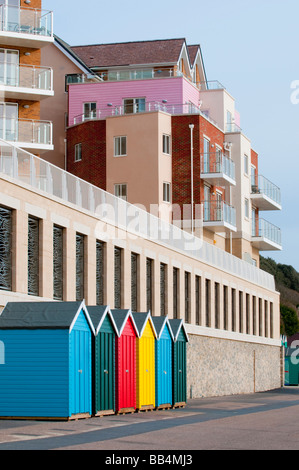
[71,329,91,416]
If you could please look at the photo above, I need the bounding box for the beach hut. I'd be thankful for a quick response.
[152,316,174,409]
[285,347,299,386]
[88,305,118,417]
[132,312,157,411]
[111,309,138,414]
[169,319,189,408]
[0,301,95,420]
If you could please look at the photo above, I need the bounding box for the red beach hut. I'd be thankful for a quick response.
[111,309,138,414]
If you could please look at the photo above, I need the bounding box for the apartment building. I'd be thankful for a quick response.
[0,0,54,154]
[0,140,281,397]
[0,22,283,398]
[65,38,282,267]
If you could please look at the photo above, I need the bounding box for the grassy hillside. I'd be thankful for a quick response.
[260,256,299,309]
[260,256,299,335]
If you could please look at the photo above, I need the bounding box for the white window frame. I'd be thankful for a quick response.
[244,154,249,175]
[163,182,171,203]
[114,183,127,201]
[244,197,249,219]
[162,134,171,155]
[114,136,127,157]
[74,143,82,162]
[83,102,97,120]
[123,97,146,114]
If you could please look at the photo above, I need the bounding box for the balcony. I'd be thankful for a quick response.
[200,152,236,186]
[0,63,53,100]
[0,139,276,292]
[251,218,282,251]
[0,118,53,153]
[203,200,237,233]
[71,101,208,127]
[251,175,281,211]
[0,5,53,48]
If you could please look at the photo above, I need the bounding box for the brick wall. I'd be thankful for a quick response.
[66,120,107,190]
[171,114,226,212]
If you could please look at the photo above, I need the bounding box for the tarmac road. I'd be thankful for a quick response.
[0,387,298,452]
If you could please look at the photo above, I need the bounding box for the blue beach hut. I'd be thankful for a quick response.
[0,301,95,420]
[151,316,174,409]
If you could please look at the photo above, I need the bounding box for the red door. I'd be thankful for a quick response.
[115,318,136,412]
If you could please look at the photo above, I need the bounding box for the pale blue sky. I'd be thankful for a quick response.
[43,0,299,270]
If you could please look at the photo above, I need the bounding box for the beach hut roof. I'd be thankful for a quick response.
[151,316,174,340]
[0,301,95,334]
[87,305,118,335]
[168,319,189,342]
[110,309,138,337]
[132,312,157,338]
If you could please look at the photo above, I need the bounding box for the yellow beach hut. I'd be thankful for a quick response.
[132,312,157,411]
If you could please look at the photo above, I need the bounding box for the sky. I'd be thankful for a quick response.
[43,0,299,271]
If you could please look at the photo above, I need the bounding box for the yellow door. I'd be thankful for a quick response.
[136,321,155,409]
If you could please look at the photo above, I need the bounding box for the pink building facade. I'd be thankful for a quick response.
[68,76,201,126]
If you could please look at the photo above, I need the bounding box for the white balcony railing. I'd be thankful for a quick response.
[0,140,276,291]
[0,63,53,92]
[203,200,236,228]
[0,5,53,38]
[0,118,52,146]
[251,175,281,207]
[72,102,204,126]
[200,152,235,182]
[252,218,282,247]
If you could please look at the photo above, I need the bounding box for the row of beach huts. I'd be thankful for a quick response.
[0,301,189,420]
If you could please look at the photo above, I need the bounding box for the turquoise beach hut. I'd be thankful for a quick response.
[151,316,174,409]
[0,301,95,420]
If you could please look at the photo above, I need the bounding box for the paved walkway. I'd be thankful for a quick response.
[0,387,298,451]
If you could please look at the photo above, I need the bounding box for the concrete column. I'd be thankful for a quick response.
[12,209,28,295]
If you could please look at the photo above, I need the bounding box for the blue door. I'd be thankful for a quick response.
[69,312,92,417]
[156,325,172,407]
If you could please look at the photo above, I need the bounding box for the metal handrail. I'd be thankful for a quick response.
[0,62,53,91]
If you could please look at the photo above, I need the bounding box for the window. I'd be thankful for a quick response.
[160,263,167,316]
[65,73,84,91]
[96,240,105,305]
[76,233,85,301]
[246,293,250,334]
[53,225,63,301]
[114,247,122,309]
[0,205,12,291]
[83,102,97,120]
[114,136,127,157]
[28,216,39,296]
[239,291,243,333]
[223,285,228,330]
[163,134,171,155]
[146,258,153,312]
[131,253,139,312]
[173,268,179,319]
[215,282,220,329]
[123,98,145,114]
[74,143,82,162]
[163,182,171,203]
[232,288,236,332]
[205,279,211,327]
[245,198,249,219]
[185,272,190,323]
[244,154,249,175]
[195,275,201,325]
[114,184,127,201]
